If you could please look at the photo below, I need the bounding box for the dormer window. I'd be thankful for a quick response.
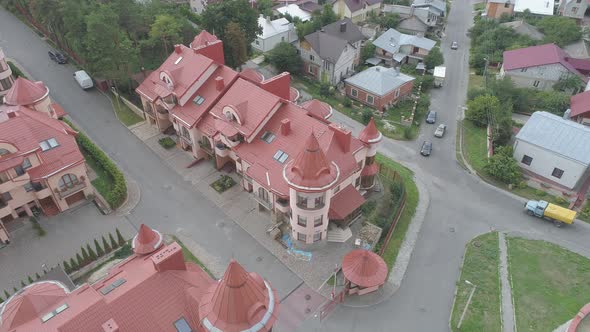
[41,303,69,323]
[0,148,8,156]
[225,112,235,121]
[40,138,59,151]
[261,131,276,143]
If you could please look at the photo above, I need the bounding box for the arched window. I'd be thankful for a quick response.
[58,174,78,190]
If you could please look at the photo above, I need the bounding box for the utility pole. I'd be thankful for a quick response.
[483,57,489,91]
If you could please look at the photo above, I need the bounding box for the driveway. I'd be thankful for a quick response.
[0,7,302,300]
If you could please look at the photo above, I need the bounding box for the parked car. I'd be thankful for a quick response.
[434,124,447,138]
[420,141,432,156]
[451,41,458,50]
[426,110,437,124]
[73,70,94,90]
[48,50,67,64]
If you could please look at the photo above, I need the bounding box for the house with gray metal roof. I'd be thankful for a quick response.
[412,0,446,25]
[514,111,590,190]
[499,20,544,41]
[298,19,365,85]
[344,66,415,111]
[372,28,436,66]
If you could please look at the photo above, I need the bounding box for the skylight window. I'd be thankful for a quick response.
[39,138,59,151]
[193,95,205,105]
[261,131,276,144]
[41,303,69,323]
[273,150,288,163]
[174,317,193,332]
[100,278,127,295]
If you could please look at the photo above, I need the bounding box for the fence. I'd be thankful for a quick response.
[376,164,408,257]
[111,90,145,117]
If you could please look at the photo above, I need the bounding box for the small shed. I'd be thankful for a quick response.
[342,249,388,296]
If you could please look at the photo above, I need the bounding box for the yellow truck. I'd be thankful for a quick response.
[524,200,576,227]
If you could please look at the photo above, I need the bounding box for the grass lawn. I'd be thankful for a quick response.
[450,232,501,332]
[112,96,143,126]
[172,235,213,278]
[375,154,419,270]
[508,237,590,331]
[82,149,114,200]
[473,2,486,11]
[461,120,488,174]
[579,202,590,223]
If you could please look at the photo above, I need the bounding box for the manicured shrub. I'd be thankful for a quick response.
[27,275,34,284]
[109,233,119,249]
[69,258,78,272]
[95,239,105,257]
[158,137,176,149]
[20,280,26,288]
[63,261,72,274]
[116,228,125,246]
[3,290,10,299]
[35,273,41,280]
[86,244,97,260]
[81,246,90,263]
[115,243,133,259]
[76,253,85,267]
[535,189,547,197]
[102,236,112,253]
[342,98,352,107]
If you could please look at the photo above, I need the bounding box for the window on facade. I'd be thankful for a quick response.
[0,77,12,90]
[533,80,540,87]
[39,138,59,151]
[351,89,358,97]
[521,155,533,166]
[520,68,527,72]
[551,168,564,179]
[366,95,374,104]
[355,177,361,187]
[314,215,323,227]
[308,65,314,74]
[314,195,325,208]
[313,232,321,242]
[2,192,12,202]
[281,36,285,42]
[174,317,193,332]
[258,187,269,202]
[58,174,78,190]
[255,40,260,45]
[310,54,315,61]
[181,126,190,139]
[297,194,308,208]
[324,61,329,70]
[14,165,25,176]
[577,0,581,3]
[22,158,32,169]
[0,148,9,156]
[297,215,307,227]
[24,182,34,192]
[0,172,8,184]
[298,232,306,241]
[504,2,510,7]
[572,6,578,13]
[261,131,276,143]
[192,95,205,105]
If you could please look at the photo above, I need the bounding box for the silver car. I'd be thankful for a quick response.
[434,124,447,138]
[451,41,458,50]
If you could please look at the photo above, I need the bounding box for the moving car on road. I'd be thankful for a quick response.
[451,41,458,50]
[434,124,446,138]
[524,200,576,227]
[426,110,437,124]
[48,50,67,64]
[420,141,432,156]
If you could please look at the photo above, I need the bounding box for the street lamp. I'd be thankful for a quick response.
[457,280,478,329]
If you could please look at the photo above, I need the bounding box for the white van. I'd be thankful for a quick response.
[73,70,93,90]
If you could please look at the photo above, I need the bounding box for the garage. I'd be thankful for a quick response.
[65,191,86,206]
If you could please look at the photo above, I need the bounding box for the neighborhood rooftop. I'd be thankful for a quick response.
[345,66,415,96]
[372,28,436,55]
[514,0,554,15]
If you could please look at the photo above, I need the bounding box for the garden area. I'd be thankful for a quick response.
[112,96,143,127]
[210,175,236,193]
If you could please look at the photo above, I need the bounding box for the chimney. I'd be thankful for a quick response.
[151,243,186,272]
[174,44,182,54]
[281,118,291,135]
[102,319,119,332]
[329,123,351,153]
[340,21,347,32]
[7,111,16,118]
[215,76,225,91]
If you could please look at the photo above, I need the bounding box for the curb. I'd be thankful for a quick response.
[115,177,141,216]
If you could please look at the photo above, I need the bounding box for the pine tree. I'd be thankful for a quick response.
[94,239,105,257]
[76,253,85,267]
[116,228,125,246]
[27,275,34,284]
[109,233,119,250]
[102,236,112,253]
[70,258,78,272]
[63,261,72,274]
[4,290,10,299]
[12,287,18,293]
[81,246,90,263]
[87,244,97,261]
[0,295,3,303]
[34,273,41,280]
[20,280,26,288]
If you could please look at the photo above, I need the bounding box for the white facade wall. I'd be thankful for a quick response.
[189,0,206,14]
[502,63,572,91]
[513,139,589,189]
[252,27,297,53]
[560,0,587,19]
[331,43,360,84]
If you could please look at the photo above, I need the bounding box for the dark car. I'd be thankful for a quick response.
[420,141,432,156]
[48,50,67,64]
[426,110,437,124]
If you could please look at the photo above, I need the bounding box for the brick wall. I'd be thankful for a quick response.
[345,80,414,111]
[303,61,319,80]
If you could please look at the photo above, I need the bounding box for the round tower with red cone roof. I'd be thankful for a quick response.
[2,77,55,118]
[358,118,382,190]
[132,224,164,255]
[283,131,339,244]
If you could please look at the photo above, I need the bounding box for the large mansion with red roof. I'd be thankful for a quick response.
[500,43,590,92]
[0,224,279,332]
[0,78,90,244]
[136,31,382,244]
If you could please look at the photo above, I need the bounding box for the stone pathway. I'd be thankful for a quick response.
[499,233,516,332]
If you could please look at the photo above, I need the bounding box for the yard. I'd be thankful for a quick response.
[82,149,114,200]
[112,96,144,127]
[450,232,501,332]
[461,120,488,174]
[508,237,590,331]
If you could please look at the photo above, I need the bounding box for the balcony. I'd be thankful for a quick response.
[180,135,193,146]
[215,142,230,157]
[253,193,272,210]
[0,203,11,219]
[56,181,86,199]
[275,198,290,213]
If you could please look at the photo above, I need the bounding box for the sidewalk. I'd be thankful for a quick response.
[499,233,516,332]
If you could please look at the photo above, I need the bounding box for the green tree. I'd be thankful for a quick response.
[76,253,85,267]
[4,290,10,299]
[27,275,34,284]
[466,95,501,127]
[532,90,570,115]
[12,287,18,294]
[362,111,373,125]
[20,280,26,288]
[81,246,90,263]
[102,236,112,254]
[110,233,119,249]
[95,239,105,257]
[201,0,261,49]
[116,228,126,247]
[87,244,97,261]
[149,14,183,56]
[224,22,248,69]
[537,16,581,47]
[318,4,338,26]
[69,257,78,272]
[553,74,584,93]
[267,42,303,73]
[256,0,274,17]
[360,42,376,65]
[424,46,444,70]
[34,273,41,280]
[377,13,401,30]
[484,146,522,184]
[63,261,72,274]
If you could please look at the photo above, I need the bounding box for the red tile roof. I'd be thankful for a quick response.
[328,184,365,220]
[3,77,49,106]
[199,260,279,332]
[239,68,265,83]
[358,118,382,144]
[0,106,84,180]
[301,99,333,121]
[132,224,163,255]
[191,30,218,49]
[571,90,590,118]
[342,249,388,288]
[50,102,67,118]
[502,43,589,82]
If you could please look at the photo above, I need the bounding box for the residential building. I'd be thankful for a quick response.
[345,66,415,111]
[253,15,298,53]
[514,111,590,192]
[564,40,590,60]
[330,0,382,23]
[0,106,92,244]
[372,28,436,66]
[514,0,554,16]
[500,43,590,91]
[299,19,365,85]
[136,30,382,244]
[411,0,446,25]
[0,48,14,100]
[485,0,515,19]
[273,3,316,22]
[569,90,590,125]
[382,4,439,29]
[397,15,429,35]
[3,77,66,119]
[558,0,588,19]
[0,224,279,332]
[499,20,544,41]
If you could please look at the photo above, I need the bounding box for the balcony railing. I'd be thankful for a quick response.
[57,181,86,199]
[181,135,192,146]
[253,193,272,210]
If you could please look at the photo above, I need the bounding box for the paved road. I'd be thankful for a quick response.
[0,6,302,300]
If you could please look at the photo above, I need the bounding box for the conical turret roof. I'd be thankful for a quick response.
[283,131,339,192]
[132,224,163,255]
[358,118,382,144]
[4,77,49,106]
[342,249,387,288]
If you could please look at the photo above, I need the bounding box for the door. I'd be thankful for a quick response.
[65,191,86,206]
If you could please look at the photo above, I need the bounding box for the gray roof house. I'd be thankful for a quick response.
[372,28,436,64]
[564,40,590,60]
[345,66,415,96]
[500,20,544,41]
[382,4,438,28]
[398,15,429,35]
[412,0,446,25]
[513,111,590,191]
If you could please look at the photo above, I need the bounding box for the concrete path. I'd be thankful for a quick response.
[499,233,516,332]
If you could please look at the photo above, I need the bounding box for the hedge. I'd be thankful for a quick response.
[62,119,127,208]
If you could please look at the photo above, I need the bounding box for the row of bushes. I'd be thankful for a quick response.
[62,228,127,274]
[62,119,127,208]
[7,61,27,79]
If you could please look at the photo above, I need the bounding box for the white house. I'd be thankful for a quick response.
[330,0,382,23]
[514,0,554,15]
[253,15,298,53]
[275,3,313,22]
[558,0,589,19]
[514,111,590,191]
